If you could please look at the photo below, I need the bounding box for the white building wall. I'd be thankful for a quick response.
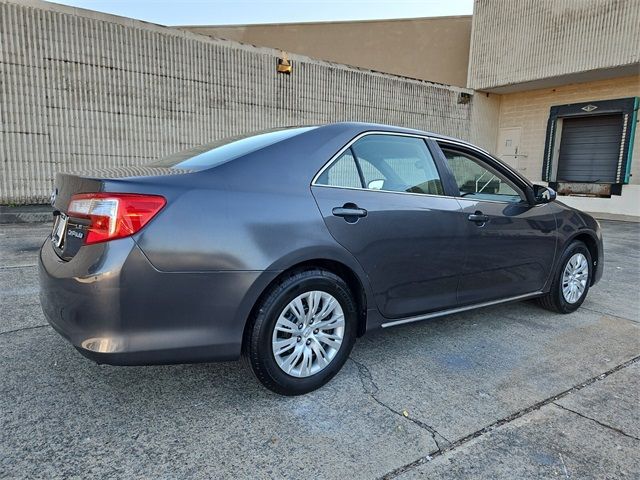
[468,0,640,91]
[0,0,475,204]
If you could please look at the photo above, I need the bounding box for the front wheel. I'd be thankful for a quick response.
[243,269,357,395]
[538,240,592,314]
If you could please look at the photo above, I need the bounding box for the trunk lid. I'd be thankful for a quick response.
[51,166,188,210]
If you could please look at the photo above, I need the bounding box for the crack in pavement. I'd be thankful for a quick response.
[349,357,451,453]
[378,354,640,479]
[0,324,49,337]
[0,263,37,270]
[553,402,640,442]
[580,306,639,324]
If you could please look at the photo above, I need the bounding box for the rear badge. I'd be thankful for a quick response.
[67,229,84,240]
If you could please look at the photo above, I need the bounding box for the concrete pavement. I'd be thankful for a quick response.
[1,220,638,479]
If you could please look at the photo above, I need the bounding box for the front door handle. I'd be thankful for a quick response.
[468,211,489,225]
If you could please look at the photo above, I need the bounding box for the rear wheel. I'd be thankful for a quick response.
[538,240,592,313]
[244,269,357,395]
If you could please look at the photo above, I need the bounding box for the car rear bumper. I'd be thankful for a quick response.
[39,237,277,365]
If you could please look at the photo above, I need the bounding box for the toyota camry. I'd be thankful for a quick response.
[39,122,603,395]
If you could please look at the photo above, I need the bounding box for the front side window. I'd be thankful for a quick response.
[352,135,443,195]
[441,148,523,203]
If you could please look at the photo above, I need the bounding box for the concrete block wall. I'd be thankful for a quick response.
[468,0,640,90]
[0,0,475,204]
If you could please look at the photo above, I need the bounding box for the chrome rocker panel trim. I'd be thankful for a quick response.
[381,291,544,328]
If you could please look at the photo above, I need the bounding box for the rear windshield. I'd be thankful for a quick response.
[150,126,316,170]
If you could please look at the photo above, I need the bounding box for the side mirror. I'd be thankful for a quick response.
[533,184,557,204]
[367,179,384,190]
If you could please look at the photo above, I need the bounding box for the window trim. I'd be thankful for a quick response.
[351,146,367,188]
[308,183,461,200]
[311,131,451,197]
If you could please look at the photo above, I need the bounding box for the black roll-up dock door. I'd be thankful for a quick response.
[556,114,623,183]
[542,97,638,197]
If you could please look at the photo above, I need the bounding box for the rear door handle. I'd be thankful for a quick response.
[332,206,368,218]
[468,212,489,224]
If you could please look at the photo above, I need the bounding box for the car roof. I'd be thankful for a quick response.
[313,121,488,155]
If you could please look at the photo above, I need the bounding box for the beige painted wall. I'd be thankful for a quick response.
[469,92,501,152]
[182,16,472,87]
[496,75,640,217]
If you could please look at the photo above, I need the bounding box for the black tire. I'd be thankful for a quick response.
[243,269,357,395]
[537,240,592,314]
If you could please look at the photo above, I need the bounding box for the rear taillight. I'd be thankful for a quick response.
[67,193,166,245]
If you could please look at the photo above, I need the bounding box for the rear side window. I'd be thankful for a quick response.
[352,135,443,195]
[315,150,362,188]
[151,127,316,171]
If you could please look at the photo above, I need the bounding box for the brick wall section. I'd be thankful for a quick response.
[497,75,640,184]
[468,0,640,90]
[0,0,476,204]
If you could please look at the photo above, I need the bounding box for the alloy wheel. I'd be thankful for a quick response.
[271,291,345,378]
[562,253,589,304]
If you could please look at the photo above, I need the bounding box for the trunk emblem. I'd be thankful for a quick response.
[67,229,84,239]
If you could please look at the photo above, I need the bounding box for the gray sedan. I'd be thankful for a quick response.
[39,122,603,395]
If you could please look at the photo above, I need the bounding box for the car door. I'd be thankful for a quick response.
[435,141,558,305]
[311,133,468,319]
